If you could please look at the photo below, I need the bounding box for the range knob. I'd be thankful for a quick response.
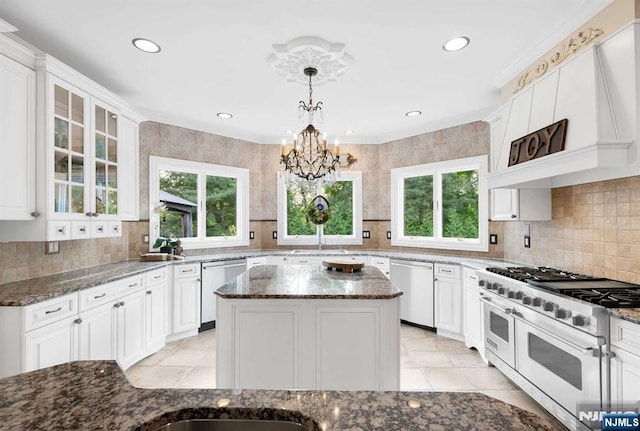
[479,279,486,287]
[572,314,589,327]
[532,297,543,307]
[507,290,516,299]
[497,286,508,295]
[543,302,556,312]
[554,308,571,319]
[515,291,524,300]
[486,282,496,290]
[521,296,531,305]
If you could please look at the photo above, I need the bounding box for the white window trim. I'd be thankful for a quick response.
[149,156,250,250]
[391,155,488,252]
[277,171,363,246]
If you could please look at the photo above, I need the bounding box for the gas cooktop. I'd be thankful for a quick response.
[486,266,640,308]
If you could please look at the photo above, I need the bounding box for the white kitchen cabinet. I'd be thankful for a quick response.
[0,55,141,242]
[0,53,36,220]
[246,256,268,267]
[490,189,551,221]
[115,288,146,370]
[390,260,434,327]
[434,263,463,340]
[170,264,201,339]
[462,266,486,362]
[23,315,78,372]
[610,316,640,410]
[368,256,391,279]
[78,301,114,361]
[144,271,167,353]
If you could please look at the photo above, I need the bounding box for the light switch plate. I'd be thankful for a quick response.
[386,231,391,240]
[524,235,531,248]
[272,231,277,239]
[363,230,370,239]
[489,234,498,245]
[249,231,255,240]
[45,241,60,255]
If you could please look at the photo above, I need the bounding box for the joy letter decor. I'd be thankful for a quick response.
[508,119,568,167]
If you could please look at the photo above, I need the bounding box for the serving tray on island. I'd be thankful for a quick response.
[322,260,365,273]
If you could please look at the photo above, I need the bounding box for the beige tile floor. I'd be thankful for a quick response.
[126,324,559,425]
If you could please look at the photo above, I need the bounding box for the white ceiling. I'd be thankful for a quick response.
[0,0,613,144]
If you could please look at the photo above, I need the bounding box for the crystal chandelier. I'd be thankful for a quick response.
[280,67,356,182]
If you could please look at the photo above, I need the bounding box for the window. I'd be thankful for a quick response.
[277,171,362,246]
[391,155,488,251]
[149,156,249,249]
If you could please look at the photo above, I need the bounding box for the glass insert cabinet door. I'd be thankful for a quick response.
[94,103,118,215]
[53,82,88,215]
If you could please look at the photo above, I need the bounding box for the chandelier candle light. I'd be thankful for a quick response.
[280,67,356,182]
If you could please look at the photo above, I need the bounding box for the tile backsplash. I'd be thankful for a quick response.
[503,176,640,284]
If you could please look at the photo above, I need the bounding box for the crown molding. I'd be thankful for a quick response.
[0,16,17,33]
[492,0,614,89]
[0,32,38,68]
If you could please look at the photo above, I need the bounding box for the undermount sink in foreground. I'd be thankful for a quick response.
[290,249,348,254]
[153,419,308,431]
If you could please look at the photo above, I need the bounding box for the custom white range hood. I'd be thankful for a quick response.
[487,22,640,189]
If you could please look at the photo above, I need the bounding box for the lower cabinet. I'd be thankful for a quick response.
[462,266,486,362]
[171,264,201,338]
[434,264,463,340]
[78,302,114,361]
[115,289,146,370]
[610,316,640,410]
[23,315,78,372]
[145,282,167,353]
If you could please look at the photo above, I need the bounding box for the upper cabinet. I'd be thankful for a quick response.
[0,45,142,242]
[0,53,36,220]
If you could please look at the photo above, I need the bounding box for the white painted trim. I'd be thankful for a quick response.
[277,171,363,246]
[0,17,17,33]
[149,156,250,249]
[391,155,488,252]
[0,33,38,69]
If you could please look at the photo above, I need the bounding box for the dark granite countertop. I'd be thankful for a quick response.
[0,361,560,431]
[0,250,513,306]
[215,265,401,299]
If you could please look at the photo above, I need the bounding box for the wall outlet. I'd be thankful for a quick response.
[249,231,255,240]
[524,235,531,248]
[142,234,149,243]
[386,231,391,240]
[272,231,278,239]
[363,230,370,239]
[45,241,60,255]
[489,234,498,245]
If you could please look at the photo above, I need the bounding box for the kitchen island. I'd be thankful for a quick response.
[0,360,560,431]
[215,264,402,391]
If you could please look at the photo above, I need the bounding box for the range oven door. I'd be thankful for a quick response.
[514,315,603,417]
[481,295,515,369]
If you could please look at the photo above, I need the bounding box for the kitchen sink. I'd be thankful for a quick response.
[153,419,308,431]
[290,249,348,254]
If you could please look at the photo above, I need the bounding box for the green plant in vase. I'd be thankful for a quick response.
[153,235,178,254]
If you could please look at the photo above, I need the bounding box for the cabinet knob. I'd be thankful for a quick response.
[74,318,83,324]
[196,278,201,282]
[79,227,86,233]
[510,214,517,219]
[146,290,152,295]
[86,212,93,217]
[114,303,121,308]
[120,301,125,306]
[93,212,99,217]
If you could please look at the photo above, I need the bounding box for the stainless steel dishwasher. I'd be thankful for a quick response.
[200,259,246,331]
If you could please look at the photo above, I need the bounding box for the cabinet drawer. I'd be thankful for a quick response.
[369,257,390,269]
[70,221,91,239]
[174,263,200,279]
[247,257,267,266]
[23,293,78,332]
[146,268,168,286]
[611,317,640,356]
[47,221,71,241]
[289,257,322,265]
[435,264,460,278]
[462,266,479,283]
[79,276,144,311]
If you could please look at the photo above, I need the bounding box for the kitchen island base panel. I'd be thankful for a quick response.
[216,298,400,391]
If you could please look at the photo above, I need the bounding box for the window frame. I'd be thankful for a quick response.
[391,155,488,252]
[276,171,363,246]
[149,156,250,250]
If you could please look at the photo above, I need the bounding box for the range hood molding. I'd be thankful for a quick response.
[487,22,640,190]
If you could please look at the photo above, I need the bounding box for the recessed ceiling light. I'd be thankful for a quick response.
[405,110,422,118]
[345,130,354,135]
[443,36,470,52]
[217,112,233,119]
[132,38,161,53]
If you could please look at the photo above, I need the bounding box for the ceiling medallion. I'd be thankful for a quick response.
[268,36,354,85]
[514,27,603,94]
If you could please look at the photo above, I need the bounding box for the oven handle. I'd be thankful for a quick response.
[479,296,515,315]
[510,312,606,355]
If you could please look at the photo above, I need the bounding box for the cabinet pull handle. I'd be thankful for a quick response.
[114,303,121,308]
[74,318,83,324]
[97,227,104,233]
[128,283,137,287]
[57,227,65,234]
[146,290,152,295]
[154,274,162,279]
[45,307,62,314]
[441,269,452,273]
[469,275,478,280]
[120,301,125,306]
[94,293,106,299]
[85,212,93,217]
[79,227,86,233]
[93,212,99,217]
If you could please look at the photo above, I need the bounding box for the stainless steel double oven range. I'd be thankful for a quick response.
[478,267,640,431]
